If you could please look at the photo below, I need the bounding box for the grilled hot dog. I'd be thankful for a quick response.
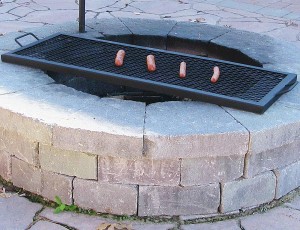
[115,49,126,67]
[147,55,156,72]
[211,66,220,83]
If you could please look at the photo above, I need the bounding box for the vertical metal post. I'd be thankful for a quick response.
[79,0,85,33]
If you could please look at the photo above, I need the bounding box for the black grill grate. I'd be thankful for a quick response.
[1,33,297,113]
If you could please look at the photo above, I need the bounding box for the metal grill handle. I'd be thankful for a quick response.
[15,33,39,47]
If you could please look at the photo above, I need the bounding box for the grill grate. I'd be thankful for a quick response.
[1,33,297,113]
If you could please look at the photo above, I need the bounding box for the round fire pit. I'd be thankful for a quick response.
[0,18,299,218]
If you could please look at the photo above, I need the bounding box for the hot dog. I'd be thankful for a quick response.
[115,49,126,67]
[179,61,186,78]
[147,55,156,72]
[211,66,220,83]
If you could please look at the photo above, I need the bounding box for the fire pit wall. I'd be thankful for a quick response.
[0,18,300,217]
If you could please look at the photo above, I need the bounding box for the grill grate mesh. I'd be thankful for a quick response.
[15,34,285,102]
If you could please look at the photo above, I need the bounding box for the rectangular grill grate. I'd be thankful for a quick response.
[1,33,297,113]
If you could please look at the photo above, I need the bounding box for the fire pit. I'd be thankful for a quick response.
[0,18,299,218]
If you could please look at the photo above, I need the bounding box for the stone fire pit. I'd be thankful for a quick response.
[0,18,299,217]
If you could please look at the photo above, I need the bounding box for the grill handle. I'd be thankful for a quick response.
[15,33,39,47]
[276,81,298,96]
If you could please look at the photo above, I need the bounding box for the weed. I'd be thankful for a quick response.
[54,196,78,214]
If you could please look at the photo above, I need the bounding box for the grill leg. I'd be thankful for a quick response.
[79,0,85,33]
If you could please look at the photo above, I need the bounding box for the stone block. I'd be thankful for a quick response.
[181,154,244,185]
[211,28,300,65]
[0,195,43,230]
[182,220,240,230]
[144,101,248,159]
[167,22,230,56]
[0,150,11,181]
[274,161,300,199]
[11,157,42,195]
[120,18,177,49]
[98,156,180,186]
[138,184,220,216]
[73,178,137,215]
[220,171,276,213]
[22,21,78,39]
[240,207,300,230]
[86,18,132,43]
[277,82,300,109]
[52,98,145,158]
[41,170,73,205]
[0,61,54,95]
[225,102,300,177]
[39,144,97,180]
[0,107,52,144]
[246,139,300,178]
[0,31,24,51]
[285,195,300,211]
[0,128,38,165]
[30,221,68,230]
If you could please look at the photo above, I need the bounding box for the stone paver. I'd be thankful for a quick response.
[39,207,176,230]
[29,220,68,230]
[0,195,42,230]
[0,0,298,50]
[182,219,240,230]
[240,207,300,230]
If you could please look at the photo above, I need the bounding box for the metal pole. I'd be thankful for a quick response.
[79,0,85,33]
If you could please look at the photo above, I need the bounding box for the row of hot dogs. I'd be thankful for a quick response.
[114,49,220,83]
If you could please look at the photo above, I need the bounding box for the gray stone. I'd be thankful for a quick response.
[85,18,132,43]
[23,21,79,39]
[217,0,264,12]
[39,144,97,180]
[144,101,249,159]
[120,18,176,48]
[11,157,42,195]
[210,28,297,65]
[39,207,176,230]
[274,161,300,199]
[181,154,244,185]
[39,207,115,230]
[98,156,180,186]
[220,171,276,213]
[73,178,138,215]
[130,0,190,15]
[167,22,230,55]
[0,53,54,95]
[0,106,52,144]
[241,207,300,230]
[0,150,11,181]
[0,195,42,230]
[52,98,145,158]
[246,139,300,178]
[0,31,25,51]
[0,128,38,165]
[138,184,220,216]
[29,221,68,230]
[225,102,300,178]
[285,195,300,211]
[257,7,291,18]
[182,220,240,230]
[277,83,300,109]
[41,170,73,205]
